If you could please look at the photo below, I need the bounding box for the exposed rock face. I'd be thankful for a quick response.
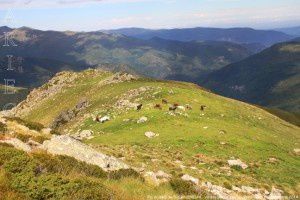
[12,71,78,117]
[41,135,129,171]
[101,72,137,85]
[0,138,32,152]
[51,99,89,129]
[227,159,248,169]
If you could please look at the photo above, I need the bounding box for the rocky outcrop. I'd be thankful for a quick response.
[11,71,78,117]
[41,135,129,171]
[0,138,32,152]
[101,72,137,85]
[51,99,89,129]
[227,159,248,169]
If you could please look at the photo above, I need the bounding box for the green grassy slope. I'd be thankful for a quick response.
[200,41,300,114]
[15,69,300,195]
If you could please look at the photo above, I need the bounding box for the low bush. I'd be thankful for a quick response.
[109,168,142,180]
[5,117,44,131]
[0,145,117,200]
[0,122,7,133]
[14,133,31,143]
[169,178,199,196]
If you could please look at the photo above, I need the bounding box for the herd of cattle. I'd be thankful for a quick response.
[137,99,207,112]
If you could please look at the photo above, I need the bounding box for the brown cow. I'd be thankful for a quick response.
[162,99,168,104]
[137,104,143,111]
[169,105,177,111]
[186,104,192,110]
[154,104,162,110]
[200,105,207,111]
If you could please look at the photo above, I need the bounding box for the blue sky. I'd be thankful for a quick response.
[0,0,299,31]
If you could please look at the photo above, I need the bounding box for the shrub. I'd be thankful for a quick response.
[0,122,7,133]
[169,178,199,196]
[109,168,142,180]
[5,117,44,131]
[14,133,31,143]
[0,145,116,200]
[223,181,232,190]
[31,135,49,144]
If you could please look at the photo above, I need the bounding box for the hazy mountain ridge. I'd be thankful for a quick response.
[0,26,251,80]
[107,27,294,46]
[200,40,300,113]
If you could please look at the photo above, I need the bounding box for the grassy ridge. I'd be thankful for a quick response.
[19,70,300,195]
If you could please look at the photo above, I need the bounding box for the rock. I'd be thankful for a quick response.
[41,135,129,171]
[73,130,94,140]
[228,159,248,169]
[241,186,260,194]
[203,126,208,129]
[202,182,232,200]
[137,116,148,124]
[51,99,89,129]
[268,157,279,163]
[220,142,226,145]
[293,148,300,155]
[266,187,283,200]
[0,138,32,152]
[41,128,52,135]
[181,174,199,185]
[143,171,171,186]
[145,131,159,138]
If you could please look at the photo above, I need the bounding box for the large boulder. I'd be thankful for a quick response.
[41,135,129,171]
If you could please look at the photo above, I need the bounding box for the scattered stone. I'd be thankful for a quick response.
[123,119,130,122]
[143,171,171,186]
[220,142,226,145]
[203,126,208,129]
[181,174,199,185]
[145,131,159,138]
[268,157,279,163]
[137,116,148,124]
[228,159,248,169]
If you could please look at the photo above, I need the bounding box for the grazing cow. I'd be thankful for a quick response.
[137,104,143,111]
[173,103,179,107]
[162,99,168,104]
[169,105,177,111]
[95,115,100,122]
[186,104,192,110]
[200,105,207,111]
[154,104,162,110]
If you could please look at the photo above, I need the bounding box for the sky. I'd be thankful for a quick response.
[0,0,299,31]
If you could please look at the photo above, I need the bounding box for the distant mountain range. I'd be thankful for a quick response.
[200,40,300,114]
[0,26,251,82]
[275,26,300,36]
[106,27,294,46]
